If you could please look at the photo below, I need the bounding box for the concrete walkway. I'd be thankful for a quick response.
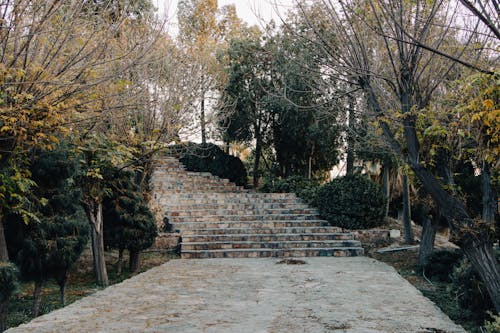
[7,257,465,333]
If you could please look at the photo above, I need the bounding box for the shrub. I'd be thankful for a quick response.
[424,249,464,282]
[317,173,386,229]
[0,262,19,332]
[175,142,247,186]
[260,175,320,206]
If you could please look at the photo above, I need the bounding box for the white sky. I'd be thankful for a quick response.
[155,0,294,35]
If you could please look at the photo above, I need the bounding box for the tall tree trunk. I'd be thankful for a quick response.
[418,217,436,267]
[402,173,414,244]
[200,91,206,144]
[462,236,500,313]
[32,280,42,317]
[129,250,140,273]
[346,95,355,175]
[84,200,109,287]
[0,217,8,262]
[482,162,497,224]
[58,274,67,306]
[117,248,124,276]
[0,301,7,333]
[381,161,390,219]
[253,130,262,189]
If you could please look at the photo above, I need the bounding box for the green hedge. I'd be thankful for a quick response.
[317,173,386,229]
[260,175,320,206]
[173,143,247,186]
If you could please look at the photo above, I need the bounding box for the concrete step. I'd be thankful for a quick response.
[182,232,354,243]
[168,214,322,223]
[162,203,311,211]
[181,247,364,259]
[172,220,330,230]
[182,240,362,251]
[166,208,318,218]
[180,226,344,236]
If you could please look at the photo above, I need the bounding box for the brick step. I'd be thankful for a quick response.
[155,188,246,194]
[169,214,321,223]
[181,226,343,236]
[182,240,362,251]
[166,208,318,217]
[162,203,311,211]
[181,247,364,259]
[182,232,354,243]
[173,220,329,230]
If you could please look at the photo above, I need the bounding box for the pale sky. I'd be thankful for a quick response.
[154,0,294,35]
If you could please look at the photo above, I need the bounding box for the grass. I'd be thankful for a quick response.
[6,248,179,330]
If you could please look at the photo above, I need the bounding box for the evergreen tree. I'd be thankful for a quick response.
[103,169,157,274]
[5,146,89,316]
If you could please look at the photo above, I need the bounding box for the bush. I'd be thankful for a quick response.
[0,262,19,332]
[260,175,320,206]
[317,173,386,229]
[424,249,464,282]
[175,142,247,186]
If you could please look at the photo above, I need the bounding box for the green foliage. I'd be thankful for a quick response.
[103,169,157,254]
[4,146,90,286]
[174,142,247,186]
[317,174,386,229]
[424,249,464,282]
[483,313,500,333]
[260,176,320,206]
[0,263,19,303]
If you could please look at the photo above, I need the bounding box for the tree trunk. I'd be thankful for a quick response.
[482,162,497,224]
[462,237,500,312]
[32,280,42,317]
[0,301,7,333]
[84,200,109,287]
[402,173,414,244]
[129,250,140,273]
[346,95,355,175]
[418,217,436,267]
[117,248,124,276]
[59,277,66,306]
[0,209,9,262]
[200,91,206,144]
[381,162,390,219]
[253,131,262,188]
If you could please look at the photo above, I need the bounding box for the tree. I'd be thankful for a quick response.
[291,0,500,311]
[103,169,157,274]
[4,145,89,316]
[220,36,273,187]
[76,135,135,287]
[0,263,19,333]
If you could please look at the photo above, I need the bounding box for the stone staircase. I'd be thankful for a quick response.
[151,157,364,259]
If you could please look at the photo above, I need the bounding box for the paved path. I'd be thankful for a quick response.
[7,257,464,333]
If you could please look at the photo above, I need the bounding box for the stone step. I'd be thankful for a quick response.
[181,247,364,259]
[182,232,354,243]
[166,208,318,217]
[182,240,362,251]
[168,214,322,223]
[157,197,301,206]
[172,220,329,230]
[162,203,311,211]
[180,226,343,236]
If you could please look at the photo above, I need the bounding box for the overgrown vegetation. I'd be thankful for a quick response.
[260,176,320,206]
